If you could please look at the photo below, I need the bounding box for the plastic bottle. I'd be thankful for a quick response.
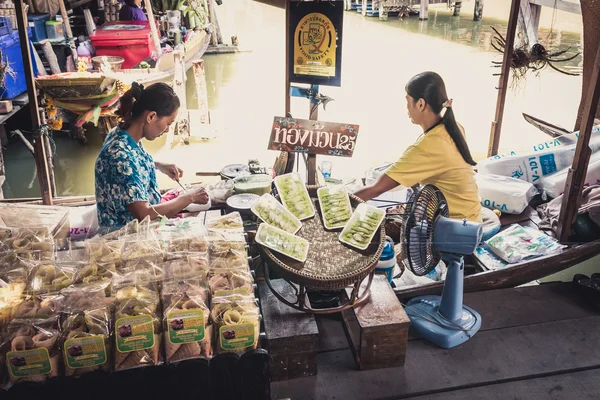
[375,236,397,284]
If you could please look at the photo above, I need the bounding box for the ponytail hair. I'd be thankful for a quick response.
[405,71,477,166]
[117,82,180,128]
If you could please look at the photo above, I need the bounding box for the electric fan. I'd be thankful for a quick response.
[400,184,483,349]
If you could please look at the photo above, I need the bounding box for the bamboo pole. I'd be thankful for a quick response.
[143,0,162,57]
[283,0,294,175]
[207,0,219,46]
[557,44,600,242]
[58,0,77,63]
[14,0,53,205]
[487,0,520,157]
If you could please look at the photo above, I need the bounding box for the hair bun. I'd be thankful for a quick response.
[131,82,145,101]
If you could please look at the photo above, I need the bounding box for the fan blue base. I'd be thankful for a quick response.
[405,295,482,349]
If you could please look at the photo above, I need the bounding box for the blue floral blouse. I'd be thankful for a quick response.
[95,127,162,230]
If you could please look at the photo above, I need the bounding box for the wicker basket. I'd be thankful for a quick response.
[36,74,117,99]
[260,186,386,291]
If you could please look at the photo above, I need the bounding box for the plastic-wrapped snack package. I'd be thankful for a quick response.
[208,269,254,297]
[206,212,244,232]
[211,294,260,355]
[61,286,111,376]
[28,263,76,295]
[163,254,210,283]
[111,271,162,371]
[3,316,61,384]
[85,239,124,267]
[100,216,153,241]
[120,234,165,268]
[14,294,63,320]
[162,280,212,363]
[72,262,116,295]
[0,229,55,261]
[0,253,35,298]
[208,231,249,270]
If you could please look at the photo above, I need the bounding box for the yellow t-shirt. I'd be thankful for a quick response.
[385,124,482,223]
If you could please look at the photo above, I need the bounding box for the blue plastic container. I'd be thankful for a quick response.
[27,13,50,42]
[375,236,397,284]
[0,28,36,99]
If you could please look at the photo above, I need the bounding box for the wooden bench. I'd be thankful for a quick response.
[258,279,319,381]
[342,274,410,370]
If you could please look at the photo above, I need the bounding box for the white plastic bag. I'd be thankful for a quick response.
[539,152,600,199]
[485,224,564,264]
[69,205,99,241]
[476,174,538,214]
[477,135,600,184]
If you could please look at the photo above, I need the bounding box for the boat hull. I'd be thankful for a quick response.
[394,240,600,300]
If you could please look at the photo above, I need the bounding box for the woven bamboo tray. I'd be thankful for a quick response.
[259,186,386,313]
[35,74,116,98]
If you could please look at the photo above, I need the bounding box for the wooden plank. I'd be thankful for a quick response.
[402,368,600,399]
[517,0,540,49]
[461,283,596,332]
[557,42,600,241]
[271,317,600,400]
[488,0,521,157]
[529,0,581,14]
[257,280,319,381]
[342,275,410,370]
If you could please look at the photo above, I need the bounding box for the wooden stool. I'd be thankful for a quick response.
[258,280,319,381]
[342,274,410,370]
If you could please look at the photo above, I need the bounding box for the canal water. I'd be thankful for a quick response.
[2,0,585,198]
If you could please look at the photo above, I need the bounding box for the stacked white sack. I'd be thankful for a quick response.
[476,174,538,214]
[539,152,600,198]
[477,134,600,184]
[485,124,600,161]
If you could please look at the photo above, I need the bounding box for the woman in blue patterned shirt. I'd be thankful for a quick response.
[95,82,209,231]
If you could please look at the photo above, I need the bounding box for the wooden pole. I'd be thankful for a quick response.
[557,44,600,242]
[517,0,540,49]
[419,0,428,20]
[307,85,318,185]
[284,0,291,117]
[58,0,77,63]
[473,0,484,21]
[487,0,520,157]
[143,0,162,57]
[453,1,462,16]
[14,0,53,205]
[207,0,220,46]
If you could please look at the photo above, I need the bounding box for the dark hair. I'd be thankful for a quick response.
[405,71,476,166]
[117,82,180,128]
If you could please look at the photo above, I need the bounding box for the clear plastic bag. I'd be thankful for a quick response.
[0,229,55,262]
[208,231,248,270]
[485,224,565,264]
[162,280,212,363]
[120,233,165,267]
[3,316,61,384]
[14,294,63,320]
[211,294,260,355]
[111,270,162,371]
[28,262,76,295]
[207,269,254,297]
[206,212,244,232]
[61,286,112,376]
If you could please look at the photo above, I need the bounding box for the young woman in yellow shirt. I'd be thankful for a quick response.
[354,71,482,222]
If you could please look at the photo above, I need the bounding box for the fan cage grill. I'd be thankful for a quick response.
[388,185,449,277]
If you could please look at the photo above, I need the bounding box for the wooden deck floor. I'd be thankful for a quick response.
[271,283,600,400]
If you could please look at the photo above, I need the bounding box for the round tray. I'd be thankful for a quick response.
[259,186,386,313]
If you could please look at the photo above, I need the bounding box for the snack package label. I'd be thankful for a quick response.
[167,309,205,344]
[7,348,52,378]
[64,336,107,369]
[219,324,255,350]
[116,315,155,353]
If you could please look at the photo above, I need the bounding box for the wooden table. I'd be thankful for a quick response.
[271,282,600,399]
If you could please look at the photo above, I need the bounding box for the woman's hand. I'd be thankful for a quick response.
[185,187,210,204]
[156,162,184,181]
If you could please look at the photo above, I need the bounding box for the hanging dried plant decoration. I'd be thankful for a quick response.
[490,27,581,87]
